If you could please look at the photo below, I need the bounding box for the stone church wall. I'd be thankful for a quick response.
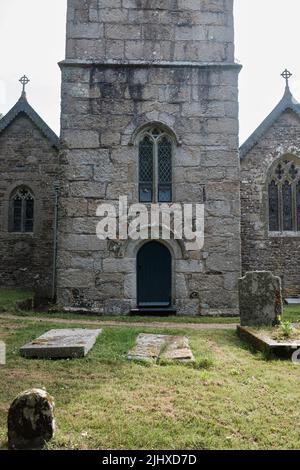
[57,0,241,315]
[0,115,59,296]
[66,0,235,64]
[241,110,300,296]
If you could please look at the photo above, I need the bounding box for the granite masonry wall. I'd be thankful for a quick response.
[57,0,241,315]
[0,114,59,296]
[241,110,300,296]
[66,0,235,64]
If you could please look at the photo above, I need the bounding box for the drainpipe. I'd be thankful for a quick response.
[52,182,60,301]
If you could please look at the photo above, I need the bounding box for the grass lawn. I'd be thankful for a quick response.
[1,316,300,450]
[1,288,300,324]
[0,289,32,310]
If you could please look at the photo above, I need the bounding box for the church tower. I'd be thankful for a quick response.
[57,0,241,316]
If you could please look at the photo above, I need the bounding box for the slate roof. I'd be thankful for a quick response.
[240,85,300,160]
[0,92,60,149]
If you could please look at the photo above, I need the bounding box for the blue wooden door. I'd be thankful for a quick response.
[137,242,172,307]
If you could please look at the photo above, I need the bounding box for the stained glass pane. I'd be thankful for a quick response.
[158,137,172,184]
[297,181,300,231]
[158,137,172,203]
[11,188,34,233]
[139,184,152,203]
[275,164,284,181]
[269,181,279,231]
[151,128,162,138]
[158,185,172,203]
[25,198,34,232]
[139,136,153,203]
[289,163,298,180]
[282,181,293,231]
[13,198,22,232]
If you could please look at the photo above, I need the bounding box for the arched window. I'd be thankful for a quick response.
[268,158,300,232]
[138,127,172,203]
[10,187,34,233]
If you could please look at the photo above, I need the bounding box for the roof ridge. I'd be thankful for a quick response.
[0,95,60,149]
[240,88,300,159]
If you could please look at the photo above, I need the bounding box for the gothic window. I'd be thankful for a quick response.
[138,127,172,203]
[10,187,34,233]
[139,136,154,203]
[269,180,279,231]
[268,158,300,232]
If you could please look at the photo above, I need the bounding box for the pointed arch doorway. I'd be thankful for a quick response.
[137,241,172,308]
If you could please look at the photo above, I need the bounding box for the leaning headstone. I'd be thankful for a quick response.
[239,271,282,327]
[8,389,55,450]
[20,328,102,359]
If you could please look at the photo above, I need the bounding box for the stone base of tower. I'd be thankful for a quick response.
[57,61,241,317]
[58,0,241,318]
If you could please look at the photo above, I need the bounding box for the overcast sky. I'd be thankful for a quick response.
[0,0,300,144]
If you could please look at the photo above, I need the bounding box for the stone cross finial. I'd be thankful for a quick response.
[281,69,292,88]
[19,75,30,96]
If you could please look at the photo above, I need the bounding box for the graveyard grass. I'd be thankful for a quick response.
[1,288,300,324]
[1,316,300,449]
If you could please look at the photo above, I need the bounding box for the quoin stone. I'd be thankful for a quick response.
[239,271,283,327]
[7,389,55,450]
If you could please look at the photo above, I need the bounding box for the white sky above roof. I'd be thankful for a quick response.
[0,0,299,144]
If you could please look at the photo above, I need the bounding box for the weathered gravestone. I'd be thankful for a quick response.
[127,334,194,363]
[20,328,102,359]
[239,271,283,327]
[8,389,55,450]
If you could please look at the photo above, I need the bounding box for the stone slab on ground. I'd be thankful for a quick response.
[285,298,300,305]
[237,325,300,359]
[0,340,5,365]
[160,335,195,363]
[127,334,167,361]
[20,328,102,359]
[127,333,194,363]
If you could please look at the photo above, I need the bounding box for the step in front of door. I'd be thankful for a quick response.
[131,307,177,315]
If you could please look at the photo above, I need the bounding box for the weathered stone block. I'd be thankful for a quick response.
[63,130,100,149]
[95,272,124,298]
[239,271,283,327]
[68,23,103,39]
[103,258,135,273]
[58,269,95,288]
[103,299,132,315]
[8,389,55,450]
[59,234,106,251]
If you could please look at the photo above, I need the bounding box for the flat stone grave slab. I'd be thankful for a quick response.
[237,325,300,359]
[20,329,102,359]
[127,333,194,363]
[285,298,300,305]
